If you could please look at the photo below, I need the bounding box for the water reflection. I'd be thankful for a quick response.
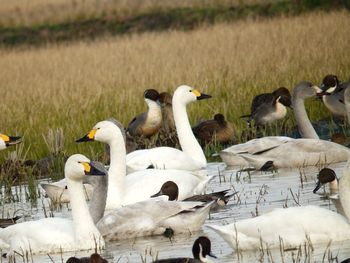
[2,162,350,262]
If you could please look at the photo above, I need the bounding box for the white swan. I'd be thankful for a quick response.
[220,81,350,170]
[125,85,211,172]
[0,154,105,256]
[207,159,350,251]
[76,119,211,210]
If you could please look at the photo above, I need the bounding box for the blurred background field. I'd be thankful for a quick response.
[0,0,349,179]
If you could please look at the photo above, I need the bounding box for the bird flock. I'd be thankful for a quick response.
[0,74,350,262]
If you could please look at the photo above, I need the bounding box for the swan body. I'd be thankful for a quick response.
[220,81,350,169]
[126,85,211,172]
[207,205,350,251]
[208,159,350,251]
[97,197,212,241]
[76,118,210,210]
[0,155,105,256]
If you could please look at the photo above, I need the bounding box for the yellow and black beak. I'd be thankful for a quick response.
[192,89,212,100]
[81,161,107,176]
[0,134,22,146]
[76,129,96,143]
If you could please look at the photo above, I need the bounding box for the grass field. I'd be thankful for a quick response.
[0,10,349,164]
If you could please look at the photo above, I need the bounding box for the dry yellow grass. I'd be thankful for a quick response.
[0,10,349,159]
[0,0,266,27]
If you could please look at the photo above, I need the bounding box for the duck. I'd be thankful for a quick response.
[220,81,350,170]
[0,133,21,150]
[192,113,235,145]
[0,216,21,228]
[66,253,108,263]
[152,236,216,263]
[159,91,176,133]
[313,167,338,195]
[0,154,105,256]
[207,159,350,251]
[76,118,211,210]
[240,87,291,126]
[318,74,350,117]
[126,89,162,138]
[125,85,211,172]
[151,181,236,207]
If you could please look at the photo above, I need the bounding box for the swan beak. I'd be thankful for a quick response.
[82,161,107,176]
[313,180,322,193]
[0,134,22,146]
[192,89,212,100]
[76,129,97,143]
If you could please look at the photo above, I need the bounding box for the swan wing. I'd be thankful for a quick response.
[97,198,206,241]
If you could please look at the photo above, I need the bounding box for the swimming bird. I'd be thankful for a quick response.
[318,74,350,117]
[0,133,21,150]
[66,253,108,263]
[313,168,338,195]
[153,236,216,263]
[192,113,235,145]
[76,118,210,210]
[207,159,350,251]
[127,89,162,138]
[240,87,291,126]
[0,154,105,256]
[126,85,211,172]
[0,216,21,228]
[220,81,350,170]
[159,91,176,133]
[151,181,236,207]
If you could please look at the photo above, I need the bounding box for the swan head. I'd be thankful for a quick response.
[292,81,321,100]
[0,134,22,150]
[319,74,340,96]
[76,118,126,145]
[65,154,107,182]
[173,85,211,105]
[192,236,216,261]
[151,181,179,201]
[313,168,338,193]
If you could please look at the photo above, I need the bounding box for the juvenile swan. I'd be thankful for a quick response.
[0,155,105,256]
[220,81,350,169]
[207,159,350,251]
[76,119,210,210]
[126,85,211,172]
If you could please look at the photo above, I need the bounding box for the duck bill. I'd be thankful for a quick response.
[84,161,107,176]
[150,190,163,198]
[209,252,217,258]
[197,93,212,100]
[6,136,22,146]
[316,90,331,97]
[313,181,322,193]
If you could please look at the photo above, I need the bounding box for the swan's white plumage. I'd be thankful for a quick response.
[126,85,209,172]
[0,155,104,256]
[207,205,350,251]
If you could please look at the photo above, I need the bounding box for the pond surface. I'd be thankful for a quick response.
[2,162,350,263]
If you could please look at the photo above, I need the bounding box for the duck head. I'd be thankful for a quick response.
[318,74,340,96]
[151,181,179,201]
[192,236,216,261]
[313,167,337,193]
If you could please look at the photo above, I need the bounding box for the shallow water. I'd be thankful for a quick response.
[2,162,350,263]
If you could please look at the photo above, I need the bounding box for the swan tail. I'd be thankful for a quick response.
[219,151,250,167]
[239,154,272,170]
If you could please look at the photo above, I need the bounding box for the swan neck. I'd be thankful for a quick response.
[292,96,319,139]
[89,177,108,224]
[106,138,126,210]
[67,178,100,240]
[173,100,206,167]
[340,161,350,221]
